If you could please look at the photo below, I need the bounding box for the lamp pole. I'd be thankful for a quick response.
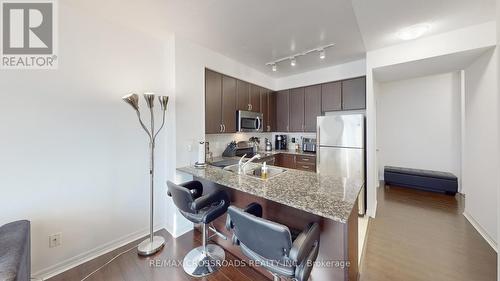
[122,93,169,256]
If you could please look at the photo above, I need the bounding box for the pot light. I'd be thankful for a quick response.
[319,49,326,60]
[272,64,277,72]
[290,57,296,66]
[397,23,431,40]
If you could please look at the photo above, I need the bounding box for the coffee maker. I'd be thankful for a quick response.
[275,135,287,150]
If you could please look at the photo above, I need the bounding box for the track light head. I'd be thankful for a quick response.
[290,57,296,66]
[272,64,277,72]
[319,49,326,60]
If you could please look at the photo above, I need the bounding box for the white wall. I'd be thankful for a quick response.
[376,72,461,182]
[275,59,366,90]
[463,48,499,248]
[0,3,173,278]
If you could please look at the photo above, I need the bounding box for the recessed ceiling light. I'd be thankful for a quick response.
[290,57,296,66]
[272,64,277,72]
[319,49,326,60]
[397,23,431,40]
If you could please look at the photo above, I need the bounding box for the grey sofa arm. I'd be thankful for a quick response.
[0,220,31,281]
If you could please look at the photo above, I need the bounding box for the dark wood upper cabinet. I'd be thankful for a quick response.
[268,92,277,132]
[260,88,269,131]
[342,77,366,110]
[276,90,289,132]
[249,84,261,112]
[205,69,222,134]
[304,85,321,132]
[321,82,342,112]
[222,75,237,133]
[289,88,305,132]
[236,80,250,111]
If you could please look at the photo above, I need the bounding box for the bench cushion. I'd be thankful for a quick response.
[384,166,458,194]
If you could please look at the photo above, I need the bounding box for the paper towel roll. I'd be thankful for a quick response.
[198,142,205,164]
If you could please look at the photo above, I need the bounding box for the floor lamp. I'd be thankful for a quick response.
[122,93,169,256]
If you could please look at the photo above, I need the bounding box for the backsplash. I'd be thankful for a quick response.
[205,132,273,157]
[205,132,316,157]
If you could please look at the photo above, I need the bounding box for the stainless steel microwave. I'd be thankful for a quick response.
[237,110,263,132]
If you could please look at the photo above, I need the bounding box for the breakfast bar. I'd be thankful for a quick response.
[177,163,364,281]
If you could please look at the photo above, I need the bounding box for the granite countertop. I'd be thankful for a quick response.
[177,163,364,223]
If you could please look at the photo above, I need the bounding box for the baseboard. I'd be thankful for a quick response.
[463,211,498,252]
[33,224,166,280]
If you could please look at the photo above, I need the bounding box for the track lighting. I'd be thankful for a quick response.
[265,43,335,72]
[319,49,326,60]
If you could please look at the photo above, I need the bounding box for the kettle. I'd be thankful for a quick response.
[265,138,272,151]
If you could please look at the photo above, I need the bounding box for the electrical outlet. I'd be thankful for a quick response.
[49,233,62,248]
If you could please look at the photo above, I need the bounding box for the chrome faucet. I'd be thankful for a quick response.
[238,154,261,174]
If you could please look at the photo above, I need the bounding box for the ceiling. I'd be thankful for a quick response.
[66,0,496,78]
[352,0,496,51]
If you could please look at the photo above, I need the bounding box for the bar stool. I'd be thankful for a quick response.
[226,203,320,281]
[167,180,230,277]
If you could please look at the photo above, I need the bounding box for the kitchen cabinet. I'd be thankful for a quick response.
[304,85,321,132]
[295,155,316,172]
[260,88,269,132]
[249,84,261,112]
[321,82,342,112]
[236,80,250,111]
[342,77,366,110]
[275,153,295,169]
[222,75,237,133]
[205,69,223,134]
[275,153,316,172]
[268,92,277,132]
[289,88,305,132]
[276,90,289,132]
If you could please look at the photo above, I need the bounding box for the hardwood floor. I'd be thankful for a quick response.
[47,229,268,281]
[359,184,497,281]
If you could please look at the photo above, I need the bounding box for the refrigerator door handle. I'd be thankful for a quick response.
[317,127,320,173]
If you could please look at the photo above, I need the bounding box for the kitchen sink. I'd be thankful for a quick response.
[223,164,286,180]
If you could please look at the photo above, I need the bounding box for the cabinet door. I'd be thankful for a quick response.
[342,77,366,110]
[260,88,269,131]
[268,91,277,132]
[205,69,222,134]
[289,88,305,132]
[280,154,296,169]
[236,80,250,111]
[304,85,321,132]
[249,84,261,112]
[276,90,289,132]
[321,81,342,112]
[222,75,237,133]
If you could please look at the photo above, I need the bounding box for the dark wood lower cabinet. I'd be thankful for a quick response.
[275,153,316,172]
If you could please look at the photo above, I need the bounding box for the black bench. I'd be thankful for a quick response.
[384,166,458,195]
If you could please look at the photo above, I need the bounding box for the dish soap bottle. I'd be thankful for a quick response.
[261,162,269,179]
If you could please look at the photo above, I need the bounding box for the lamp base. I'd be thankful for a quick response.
[137,236,165,256]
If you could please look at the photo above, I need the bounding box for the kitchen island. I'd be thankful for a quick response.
[177,163,364,280]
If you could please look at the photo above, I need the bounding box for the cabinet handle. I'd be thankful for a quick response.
[220,124,223,133]
[222,124,226,132]
[301,158,309,161]
[267,125,270,132]
[302,165,310,169]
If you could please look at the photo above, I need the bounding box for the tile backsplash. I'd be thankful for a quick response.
[205,132,272,157]
[205,132,316,157]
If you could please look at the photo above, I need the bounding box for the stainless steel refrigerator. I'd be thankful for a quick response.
[317,113,366,214]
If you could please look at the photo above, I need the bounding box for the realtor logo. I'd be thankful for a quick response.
[1,0,58,69]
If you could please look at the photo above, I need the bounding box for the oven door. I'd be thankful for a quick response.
[237,110,263,132]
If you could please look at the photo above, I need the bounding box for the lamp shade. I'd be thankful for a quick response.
[144,93,155,108]
[158,96,169,111]
[122,93,140,111]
